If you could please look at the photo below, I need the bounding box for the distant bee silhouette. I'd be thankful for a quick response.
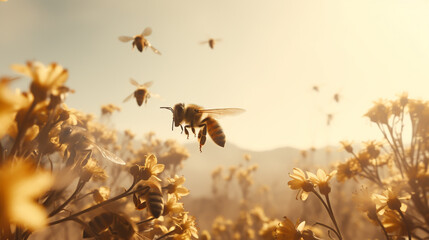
[327,113,334,126]
[123,78,153,106]
[200,38,221,49]
[119,27,161,55]
[334,93,340,103]
[312,85,319,92]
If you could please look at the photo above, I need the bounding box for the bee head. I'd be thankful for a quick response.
[59,126,73,144]
[173,103,185,127]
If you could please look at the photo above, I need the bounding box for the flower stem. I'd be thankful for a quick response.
[48,180,86,217]
[325,194,343,240]
[374,215,389,240]
[311,190,342,240]
[48,184,148,226]
[398,210,412,240]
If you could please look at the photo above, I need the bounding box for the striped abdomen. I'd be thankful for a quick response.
[147,190,164,218]
[205,117,226,147]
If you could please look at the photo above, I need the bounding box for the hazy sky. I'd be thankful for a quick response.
[1,0,429,151]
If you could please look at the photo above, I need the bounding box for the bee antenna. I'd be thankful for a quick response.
[160,107,175,130]
[160,107,173,113]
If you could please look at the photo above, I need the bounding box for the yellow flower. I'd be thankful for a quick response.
[288,168,314,201]
[275,217,305,240]
[81,158,107,182]
[199,230,211,240]
[0,159,53,230]
[373,187,409,215]
[11,61,68,101]
[336,160,357,182]
[339,140,353,154]
[365,100,390,124]
[308,169,337,195]
[0,77,30,138]
[259,219,280,240]
[172,212,199,239]
[163,194,184,216]
[165,175,190,200]
[138,154,165,181]
[92,186,110,203]
[382,210,407,236]
[101,103,121,116]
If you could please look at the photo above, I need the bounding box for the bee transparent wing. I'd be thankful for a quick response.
[123,92,134,103]
[199,40,209,44]
[130,78,140,87]
[197,108,245,118]
[118,36,134,42]
[149,46,161,55]
[142,81,153,88]
[92,144,126,165]
[142,27,152,37]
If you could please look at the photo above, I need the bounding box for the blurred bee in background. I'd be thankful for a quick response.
[200,38,221,49]
[59,125,126,166]
[119,27,161,55]
[83,212,146,240]
[333,92,340,103]
[123,79,153,106]
[312,85,319,92]
[161,104,245,151]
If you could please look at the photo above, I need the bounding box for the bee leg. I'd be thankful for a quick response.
[192,127,196,137]
[184,127,190,139]
[198,125,207,152]
[184,125,192,139]
[180,125,184,134]
[81,149,92,167]
[66,148,76,167]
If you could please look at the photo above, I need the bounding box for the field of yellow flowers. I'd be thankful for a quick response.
[1,60,429,240]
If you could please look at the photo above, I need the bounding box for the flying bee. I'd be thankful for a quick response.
[123,78,153,106]
[161,103,245,151]
[83,212,146,240]
[59,125,126,166]
[200,38,221,49]
[333,93,340,103]
[119,27,161,55]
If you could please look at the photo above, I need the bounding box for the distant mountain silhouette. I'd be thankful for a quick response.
[179,141,348,197]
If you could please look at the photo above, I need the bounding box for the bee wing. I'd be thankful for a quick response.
[142,27,152,37]
[92,144,126,165]
[199,40,209,44]
[123,92,134,103]
[130,78,140,87]
[118,36,134,42]
[196,108,245,118]
[149,46,161,55]
[142,81,153,88]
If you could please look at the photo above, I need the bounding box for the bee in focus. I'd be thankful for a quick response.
[146,181,164,218]
[161,103,245,152]
[59,125,126,166]
[123,78,153,106]
[119,27,161,55]
[200,38,221,49]
[83,212,143,240]
[133,181,164,218]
